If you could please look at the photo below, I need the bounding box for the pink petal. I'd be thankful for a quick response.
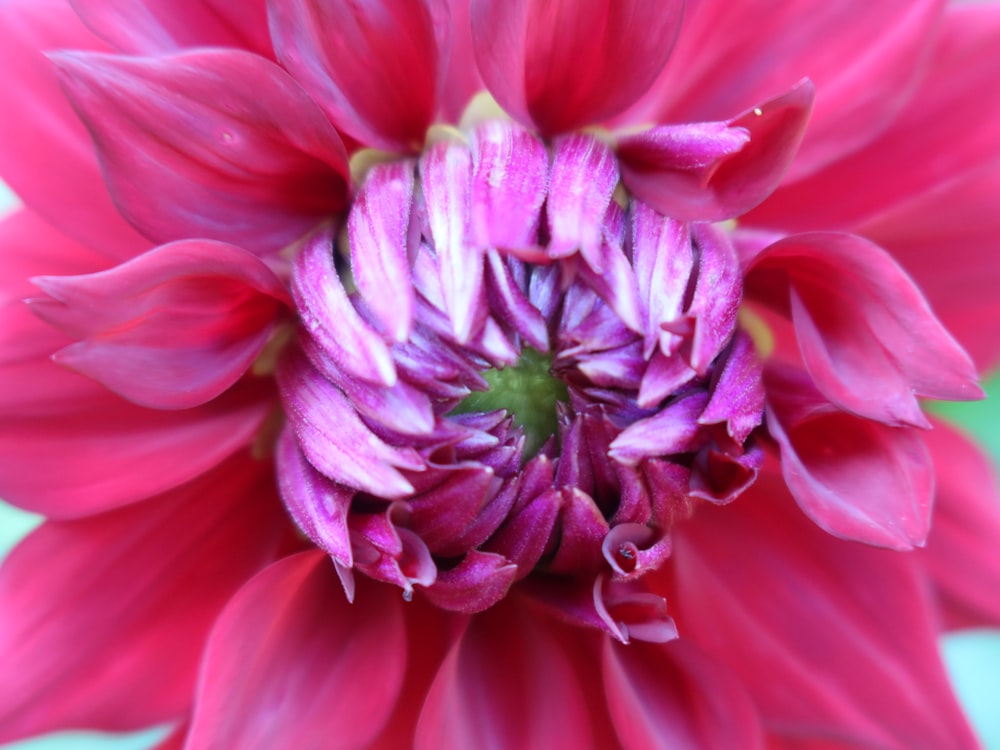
[602,639,763,750]
[764,364,933,550]
[917,420,1000,630]
[619,82,815,221]
[185,551,407,750]
[421,550,517,614]
[699,330,765,444]
[632,0,945,180]
[0,0,149,260]
[471,0,683,134]
[672,465,980,750]
[415,599,598,749]
[749,3,1000,230]
[0,456,288,743]
[52,48,349,255]
[69,0,272,56]
[32,240,289,409]
[747,232,981,428]
[268,0,446,151]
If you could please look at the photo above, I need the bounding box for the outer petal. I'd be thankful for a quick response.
[52,48,349,255]
[185,551,407,750]
[0,0,149,260]
[671,466,981,750]
[0,455,288,743]
[268,0,446,151]
[32,240,289,409]
[633,0,946,179]
[471,0,683,135]
[746,232,981,428]
[749,4,1000,230]
[69,0,272,56]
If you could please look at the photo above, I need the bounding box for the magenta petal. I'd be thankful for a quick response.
[485,252,550,351]
[765,364,933,550]
[0,456,286,742]
[603,639,764,750]
[620,81,815,221]
[683,223,742,374]
[185,551,407,750]
[268,0,445,151]
[471,0,683,134]
[349,160,416,342]
[673,468,980,750]
[32,240,288,409]
[70,0,272,56]
[747,232,982,427]
[699,330,765,444]
[52,48,349,254]
[610,392,709,466]
[422,551,517,613]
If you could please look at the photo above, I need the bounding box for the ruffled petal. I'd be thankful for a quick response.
[0,455,288,743]
[268,0,446,151]
[185,551,407,750]
[471,0,684,134]
[671,466,981,750]
[0,0,149,260]
[52,48,349,255]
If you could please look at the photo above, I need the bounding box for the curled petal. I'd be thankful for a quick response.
[610,392,709,466]
[471,0,683,134]
[619,81,815,221]
[602,523,672,580]
[747,232,982,427]
[268,0,446,151]
[765,364,933,550]
[32,240,288,409]
[690,441,764,505]
[699,330,765,444]
[52,49,349,254]
[421,551,517,614]
[349,505,438,594]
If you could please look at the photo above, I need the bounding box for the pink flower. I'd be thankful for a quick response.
[1,1,999,747]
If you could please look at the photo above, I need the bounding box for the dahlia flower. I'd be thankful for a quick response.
[2,0,1000,747]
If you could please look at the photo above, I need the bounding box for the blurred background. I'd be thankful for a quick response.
[1,178,998,749]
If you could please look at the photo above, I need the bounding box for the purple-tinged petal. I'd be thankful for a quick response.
[486,488,560,579]
[619,82,815,221]
[349,160,416,343]
[268,0,445,151]
[69,0,272,57]
[420,141,485,343]
[683,223,742,374]
[699,330,764,443]
[576,343,645,391]
[292,230,397,387]
[546,134,618,269]
[469,120,549,250]
[746,232,982,427]
[275,427,353,567]
[546,488,611,576]
[485,251,549,351]
[470,0,683,134]
[408,466,499,553]
[422,551,517,613]
[32,240,288,410]
[602,523,672,581]
[350,505,438,594]
[637,351,697,409]
[575,233,643,335]
[277,349,421,498]
[610,392,709,466]
[52,49,349,255]
[765,364,933,550]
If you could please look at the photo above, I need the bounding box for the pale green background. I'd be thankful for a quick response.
[0,182,998,748]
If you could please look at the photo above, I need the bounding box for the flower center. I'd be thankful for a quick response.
[451,347,568,458]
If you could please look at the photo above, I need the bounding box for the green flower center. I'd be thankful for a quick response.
[453,348,569,457]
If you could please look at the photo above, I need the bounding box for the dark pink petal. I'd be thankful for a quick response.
[69,0,272,56]
[349,505,438,594]
[699,330,765,444]
[422,550,517,613]
[185,551,407,750]
[53,48,349,254]
[348,160,417,342]
[610,392,709,466]
[407,465,498,553]
[689,441,764,506]
[603,639,763,750]
[619,82,815,221]
[859,166,1000,373]
[672,466,980,750]
[0,0,149,260]
[415,599,598,749]
[917,420,1000,630]
[747,232,981,427]
[32,240,288,409]
[486,487,561,579]
[268,0,445,151]
[749,3,1000,230]
[0,456,287,743]
[764,364,933,550]
[471,0,683,134]
[635,0,945,180]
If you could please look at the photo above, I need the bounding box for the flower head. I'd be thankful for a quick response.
[1,0,999,748]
